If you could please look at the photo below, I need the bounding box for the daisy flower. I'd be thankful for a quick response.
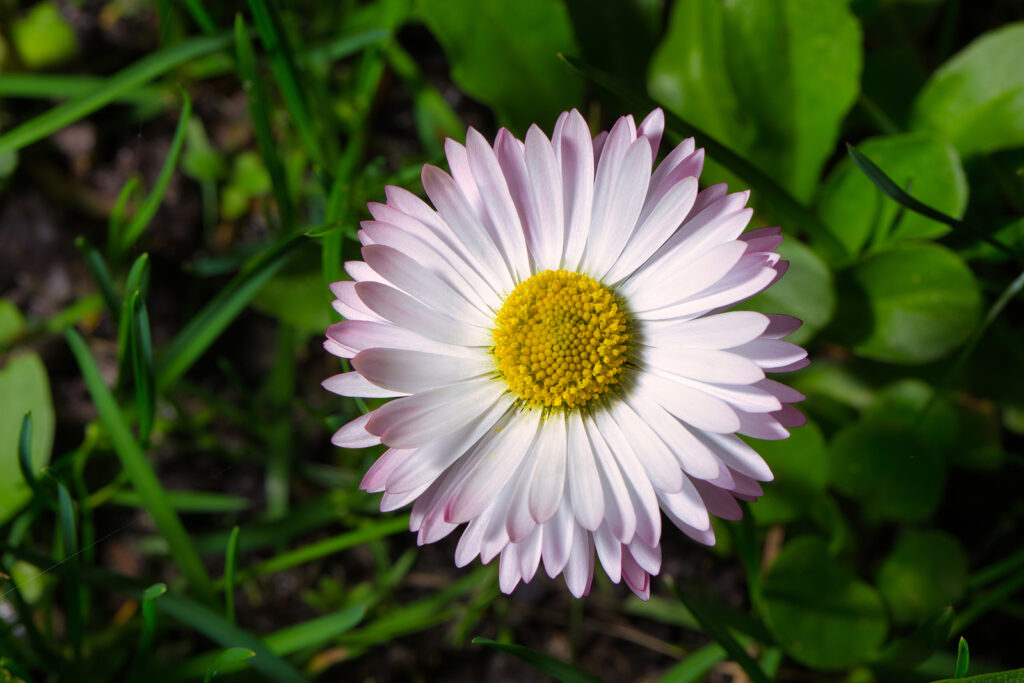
[323,109,808,600]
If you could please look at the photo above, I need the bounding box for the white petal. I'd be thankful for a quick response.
[626,391,723,479]
[567,413,604,531]
[637,108,665,158]
[699,432,774,481]
[360,448,415,493]
[625,241,748,309]
[499,545,522,593]
[528,415,568,524]
[643,347,765,385]
[594,524,622,583]
[542,500,575,578]
[656,478,711,530]
[517,527,543,582]
[605,176,699,284]
[563,521,594,597]
[469,128,532,282]
[641,311,770,350]
[445,411,541,524]
[352,348,491,393]
[585,135,652,277]
[328,320,478,359]
[361,244,492,327]
[524,124,564,270]
[366,377,506,447]
[355,282,490,347]
[607,401,683,493]
[586,416,636,543]
[557,110,594,271]
[331,412,380,448]
[323,372,407,398]
[639,372,742,434]
[385,394,513,493]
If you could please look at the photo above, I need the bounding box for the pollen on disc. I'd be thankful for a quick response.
[491,269,631,409]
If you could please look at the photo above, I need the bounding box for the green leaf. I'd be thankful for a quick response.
[202,648,255,683]
[0,33,232,155]
[930,669,1024,683]
[745,236,834,344]
[649,0,861,202]
[911,23,1024,156]
[74,236,120,320]
[846,243,982,364]
[65,329,214,602]
[955,637,969,678]
[416,0,581,130]
[819,134,968,256]
[116,92,192,256]
[749,419,828,525]
[829,418,945,522]
[11,2,77,69]
[657,642,727,683]
[667,582,772,683]
[878,531,968,624]
[0,342,54,524]
[155,234,302,392]
[129,292,156,446]
[473,638,602,683]
[252,265,333,334]
[761,536,888,670]
[157,593,306,683]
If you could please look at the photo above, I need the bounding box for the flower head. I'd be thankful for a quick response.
[323,109,808,599]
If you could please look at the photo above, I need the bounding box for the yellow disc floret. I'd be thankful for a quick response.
[491,269,632,410]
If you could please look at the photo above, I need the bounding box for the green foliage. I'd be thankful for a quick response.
[0,303,54,524]
[844,244,982,364]
[416,0,581,130]
[911,23,1024,156]
[11,2,77,69]
[761,537,888,670]
[1,2,1023,682]
[819,134,968,256]
[650,0,861,202]
[878,531,968,624]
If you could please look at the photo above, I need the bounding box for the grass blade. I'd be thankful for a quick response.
[229,515,407,584]
[156,593,307,683]
[202,648,255,683]
[129,292,156,446]
[234,14,294,229]
[846,143,1023,264]
[558,53,847,264]
[955,637,970,678]
[658,642,727,683]
[65,328,214,603]
[17,412,48,505]
[0,74,163,104]
[54,480,83,660]
[247,0,326,168]
[117,253,151,385]
[154,233,302,392]
[130,582,167,680]
[0,34,231,155]
[117,92,192,256]
[666,579,772,683]
[473,638,602,683]
[181,0,217,34]
[74,236,119,319]
[224,527,240,625]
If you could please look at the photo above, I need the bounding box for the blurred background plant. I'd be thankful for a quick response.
[0,0,1022,681]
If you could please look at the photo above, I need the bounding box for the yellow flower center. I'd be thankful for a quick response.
[491,269,632,410]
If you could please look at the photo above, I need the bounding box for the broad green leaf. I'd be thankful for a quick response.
[847,243,981,364]
[878,531,968,624]
[649,0,861,202]
[416,0,581,130]
[0,303,55,523]
[911,23,1024,156]
[829,418,945,522]
[761,536,888,670]
[745,237,834,344]
[749,420,828,525]
[11,2,77,69]
[252,266,332,335]
[819,134,968,256]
